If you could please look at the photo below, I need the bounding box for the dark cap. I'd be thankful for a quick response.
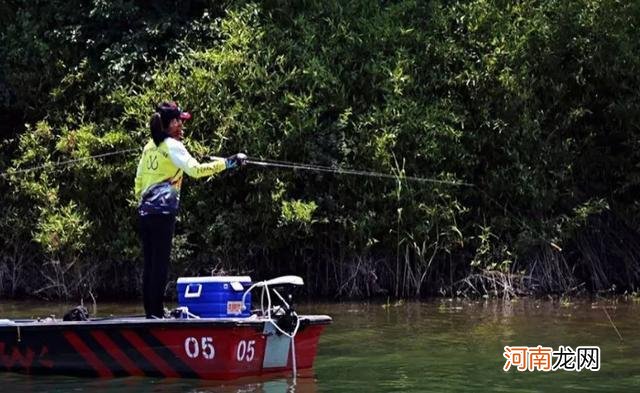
[157,101,192,122]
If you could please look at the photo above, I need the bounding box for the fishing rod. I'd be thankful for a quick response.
[0,148,139,179]
[246,158,474,187]
[1,149,472,187]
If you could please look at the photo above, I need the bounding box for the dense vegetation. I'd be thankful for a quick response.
[1,0,639,301]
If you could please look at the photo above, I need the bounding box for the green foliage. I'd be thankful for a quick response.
[281,200,318,224]
[34,202,90,255]
[1,0,640,298]
[470,225,513,273]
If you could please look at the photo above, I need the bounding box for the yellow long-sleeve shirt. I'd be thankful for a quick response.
[134,138,226,215]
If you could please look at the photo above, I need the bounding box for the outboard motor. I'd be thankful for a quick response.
[273,289,299,335]
[242,275,304,335]
[240,276,306,379]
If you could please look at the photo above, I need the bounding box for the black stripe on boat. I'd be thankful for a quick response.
[107,329,159,377]
[75,330,131,377]
[133,327,198,378]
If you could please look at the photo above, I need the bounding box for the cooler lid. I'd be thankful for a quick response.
[177,276,252,284]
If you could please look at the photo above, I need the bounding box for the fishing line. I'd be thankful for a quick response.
[247,158,474,187]
[247,157,544,245]
[0,148,139,179]
[602,306,624,341]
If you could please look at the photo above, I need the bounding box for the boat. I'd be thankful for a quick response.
[0,275,331,380]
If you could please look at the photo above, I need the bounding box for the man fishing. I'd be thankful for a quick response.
[134,101,247,318]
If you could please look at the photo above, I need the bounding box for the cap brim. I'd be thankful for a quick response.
[180,112,192,121]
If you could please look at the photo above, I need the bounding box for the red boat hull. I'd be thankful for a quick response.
[0,316,330,379]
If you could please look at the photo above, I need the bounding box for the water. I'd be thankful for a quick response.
[0,298,638,392]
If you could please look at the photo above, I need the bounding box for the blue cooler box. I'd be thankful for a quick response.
[177,276,252,318]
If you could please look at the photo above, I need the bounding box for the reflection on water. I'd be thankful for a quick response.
[1,299,640,392]
[0,373,316,393]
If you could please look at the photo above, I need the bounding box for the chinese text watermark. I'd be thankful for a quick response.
[503,345,600,372]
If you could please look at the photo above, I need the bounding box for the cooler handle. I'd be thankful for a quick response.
[184,283,202,298]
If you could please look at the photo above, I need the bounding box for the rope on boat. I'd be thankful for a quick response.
[174,307,201,319]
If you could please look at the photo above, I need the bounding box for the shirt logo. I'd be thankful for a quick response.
[146,154,158,170]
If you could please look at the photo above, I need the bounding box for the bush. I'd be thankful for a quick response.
[2,0,640,299]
